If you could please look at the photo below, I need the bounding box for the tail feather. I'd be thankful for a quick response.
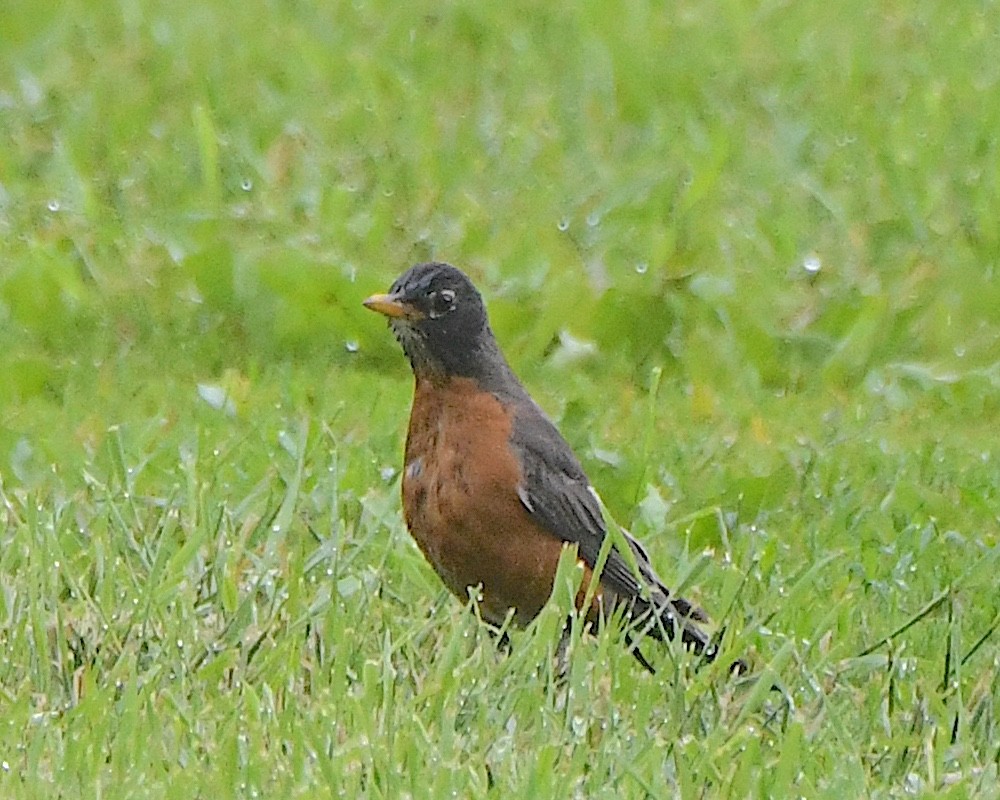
[624,594,748,676]
[616,529,745,674]
[633,592,716,654]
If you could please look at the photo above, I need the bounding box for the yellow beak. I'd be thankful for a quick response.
[362,293,410,319]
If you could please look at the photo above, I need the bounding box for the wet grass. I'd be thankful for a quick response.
[2,0,999,796]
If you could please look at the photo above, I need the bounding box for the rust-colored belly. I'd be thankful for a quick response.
[401,377,587,625]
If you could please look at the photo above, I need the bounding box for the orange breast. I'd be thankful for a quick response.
[401,377,603,625]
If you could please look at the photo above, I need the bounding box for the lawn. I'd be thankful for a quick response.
[1,0,998,796]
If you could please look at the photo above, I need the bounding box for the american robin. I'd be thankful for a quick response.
[363,261,733,672]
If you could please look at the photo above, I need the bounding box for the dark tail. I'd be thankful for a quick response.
[627,590,746,675]
[615,531,746,674]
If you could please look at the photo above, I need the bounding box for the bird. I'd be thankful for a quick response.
[363,261,736,672]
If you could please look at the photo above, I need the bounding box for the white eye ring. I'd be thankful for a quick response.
[429,288,457,318]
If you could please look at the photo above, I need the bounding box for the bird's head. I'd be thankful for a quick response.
[363,262,501,382]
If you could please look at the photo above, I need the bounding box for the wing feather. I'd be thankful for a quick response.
[501,397,717,659]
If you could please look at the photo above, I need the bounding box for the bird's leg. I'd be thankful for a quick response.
[492,628,512,654]
[554,616,575,680]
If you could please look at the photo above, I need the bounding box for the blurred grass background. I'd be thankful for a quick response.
[2,0,998,797]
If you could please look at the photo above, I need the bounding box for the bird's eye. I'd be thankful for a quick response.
[428,288,456,318]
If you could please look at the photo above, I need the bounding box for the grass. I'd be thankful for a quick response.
[2,0,999,796]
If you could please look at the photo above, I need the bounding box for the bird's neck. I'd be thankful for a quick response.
[410,336,526,400]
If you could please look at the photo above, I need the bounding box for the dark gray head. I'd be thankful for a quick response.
[363,262,511,384]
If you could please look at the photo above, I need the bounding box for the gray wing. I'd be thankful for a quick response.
[508,400,705,622]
